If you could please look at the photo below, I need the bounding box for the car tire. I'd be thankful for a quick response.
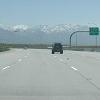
[52,51,54,54]
[60,50,63,54]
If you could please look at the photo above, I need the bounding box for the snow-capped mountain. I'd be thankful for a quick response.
[0,24,89,33]
[0,24,30,32]
[0,24,98,45]
[33,24,88,33]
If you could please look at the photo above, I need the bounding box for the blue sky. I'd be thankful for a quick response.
[0,0,100,26]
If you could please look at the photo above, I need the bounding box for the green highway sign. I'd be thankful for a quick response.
[89,27,99,35]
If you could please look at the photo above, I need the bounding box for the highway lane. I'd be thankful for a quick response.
[0,49,100,100]
[57,50,100,90]
[0,49,31,70]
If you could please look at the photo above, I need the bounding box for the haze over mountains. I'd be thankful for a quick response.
[0,24,99,45]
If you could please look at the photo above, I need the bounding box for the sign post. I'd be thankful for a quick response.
[69,27,99,48]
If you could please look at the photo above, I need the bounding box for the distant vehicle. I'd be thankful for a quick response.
[52,43,63,54]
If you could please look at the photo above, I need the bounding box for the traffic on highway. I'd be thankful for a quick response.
[0,0,100,100]
[0,48,100,100]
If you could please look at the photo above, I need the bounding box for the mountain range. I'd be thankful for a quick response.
[0,24,99,45]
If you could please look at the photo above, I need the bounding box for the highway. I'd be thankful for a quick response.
[0,49,100,100]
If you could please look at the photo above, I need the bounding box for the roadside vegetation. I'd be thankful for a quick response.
[0,44,10,52]
[0,43,100,52]
[0,43,51,52]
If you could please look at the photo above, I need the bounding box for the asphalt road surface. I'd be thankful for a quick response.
[0,49,100,100]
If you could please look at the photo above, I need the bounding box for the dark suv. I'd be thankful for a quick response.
[52,43,63,54]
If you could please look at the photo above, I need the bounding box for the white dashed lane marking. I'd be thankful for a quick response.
[1,58,24,71]
[27,53,30,56]
[18,59,22,62]
[71,66,78,71]
[54,56,57,58]
[2,66,11,70]
[59,59,64,62]
[24,56,27,58]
